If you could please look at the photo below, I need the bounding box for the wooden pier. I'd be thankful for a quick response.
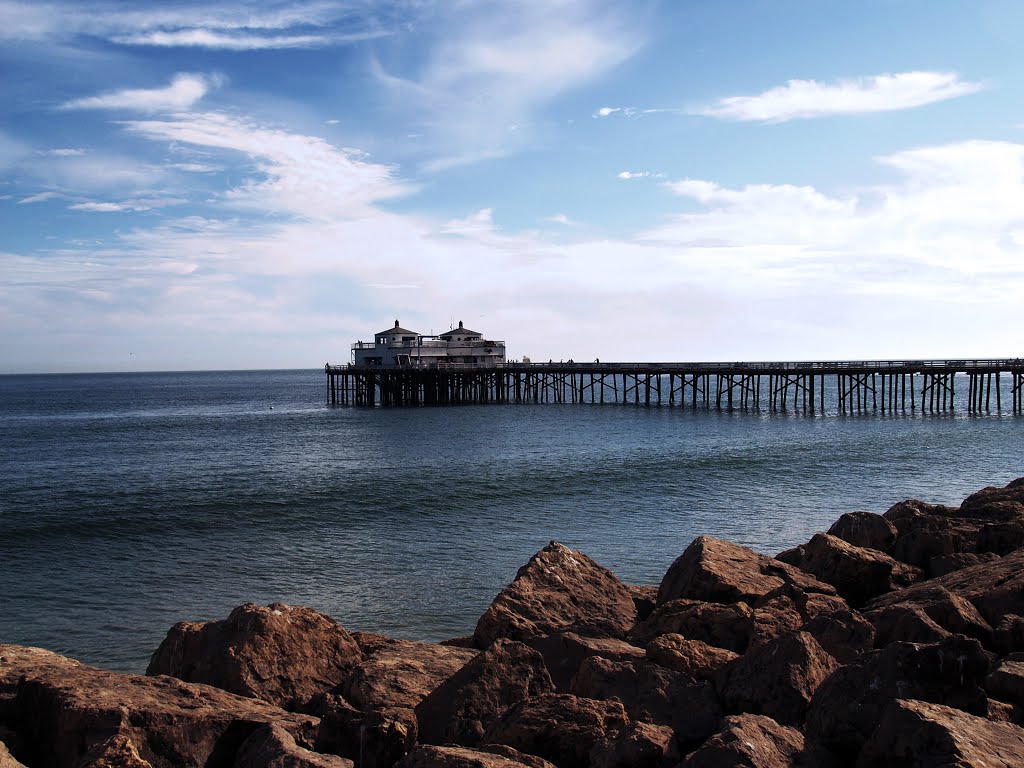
[325,359,1024,414]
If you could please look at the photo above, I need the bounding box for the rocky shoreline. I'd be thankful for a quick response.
[5,479,1024,767]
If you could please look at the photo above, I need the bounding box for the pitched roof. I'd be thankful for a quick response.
[375,319,418,337]
[440,320,481,338]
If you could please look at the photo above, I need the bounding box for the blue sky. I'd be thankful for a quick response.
[3,0,1024,372]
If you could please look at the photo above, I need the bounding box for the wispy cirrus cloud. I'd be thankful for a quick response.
[696,71,984,123]
[69,197,187,212]
[61,73,220,112]
[18,191,62,204]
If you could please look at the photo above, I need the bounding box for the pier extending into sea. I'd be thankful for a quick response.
[325,359,1024,414]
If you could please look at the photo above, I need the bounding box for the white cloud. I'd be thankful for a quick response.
[18,191,61,204]
[110,30,331,50]
[545,213,576,226]
[123,111,411,219]
[45,148,86,156]
[69,197,187,212]
[595,107,620,117]
[618,171,654,180]
[697,71,984,122]
[62,73,219,112]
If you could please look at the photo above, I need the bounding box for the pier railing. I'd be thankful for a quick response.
[324,359,1024,413]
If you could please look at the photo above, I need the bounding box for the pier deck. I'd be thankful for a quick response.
[325,359,1024,414]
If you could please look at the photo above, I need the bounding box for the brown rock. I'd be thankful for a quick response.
[657,537,836,607]
[827,511,898,552]
[629,599,752,652]
[716,631,839,727]
[0,644,318,768]
[977,520,1024,556]
[800,610,875,664]
[794,534,923,607]
[315,700,417,768]
[959,479,1024,518]
[857,698,1024,767]
[474,543,637,648]
[627,586,659,623]
[343,637,476,712]
[0,742,26,768]
[478,745,557,768]
[76,735,154,768]
[525,634,644,692]
[644,635,738,682]
[682,714,805,768]
[865,548,1024,629]
[482,694,629,768]
[995,615,1024,656]
[416,639,554,747]
[589,722,679,768]
[867,604,951,647]
[927,552,1001,578]
[146,603,362,711]
[570,656,721,742]
[805,635,993,754]
[986,657,1024,708]
[748,586,872,662]
[748,595,804,649]
[396,745,551,768]
[236,724,354,768]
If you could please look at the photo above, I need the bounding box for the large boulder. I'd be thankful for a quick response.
[865,549,1024,630]
[643,635,738,682]
[482,694,629,768]
[0,644,319,768]
[682,714,805,768]
[235,724,354,768]
[525,634,644,692]
[474,543,637,648]
[146,603,362,712]
[658,537,836,607]
[416,639,554,747]
[866,585,992,648]
[748,586,873,662]
[570,656,721,743]
[74,734,154,768]
[791,534,923,607]
[315,700,416,768]
[805,636,993,755]
[827,511,898,552]
[715,631,839,727]
[985,656,1024,709]
[858,698,1024,767]
[629,599,752,652]
[589,722,678,768]
[396,745,554,768]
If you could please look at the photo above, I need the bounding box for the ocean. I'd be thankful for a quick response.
[1,368,1021,673]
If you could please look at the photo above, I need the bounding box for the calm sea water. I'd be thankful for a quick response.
[1,369,1021,672]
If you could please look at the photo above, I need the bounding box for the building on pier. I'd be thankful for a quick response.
[351,320,506,368]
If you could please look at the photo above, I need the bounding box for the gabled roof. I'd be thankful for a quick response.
[440,320,481,338]
[375,319,418,337]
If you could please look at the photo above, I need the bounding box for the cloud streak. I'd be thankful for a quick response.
[697,71,984,122]
[62,73,220,112]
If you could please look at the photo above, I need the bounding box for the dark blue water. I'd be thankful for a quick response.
[1,369,1021,672]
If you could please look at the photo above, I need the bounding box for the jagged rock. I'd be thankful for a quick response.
[865,554,1024,631]
[827,511,898,552]
[959,479,1024,518]
[977,520,1024,556]
[927,552,1000,578]
[570,656,721,742]
[716,631,839,727]
[799,611,875,664]
[995,615,1024,656]
[627,586,659,623]
[146,603,362,711]
[76,734,154,768]
[748,586,872,662]
[748,595,804,649]
[525,634,644,692]
[396,745,552,768]
[343,637,476,712]
[792,534,923,607]
[482,694,629,768]
[986,656,1024,708]
[0,741,26,768]
[236,724,354,768]
[657,537,836,607]
[681,714,805,768]
[589,722,678,768]
[629,599,752,652]
[644,635,738,682]
[315,700,417,768]
[0,644,319,768]
[805,636,993,755]
[474,543,637,648]
[867,604,951,647]
[858,698,1024,767]
[478,745,557,768]
[416,639,554,747]
[774,546,804,567]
